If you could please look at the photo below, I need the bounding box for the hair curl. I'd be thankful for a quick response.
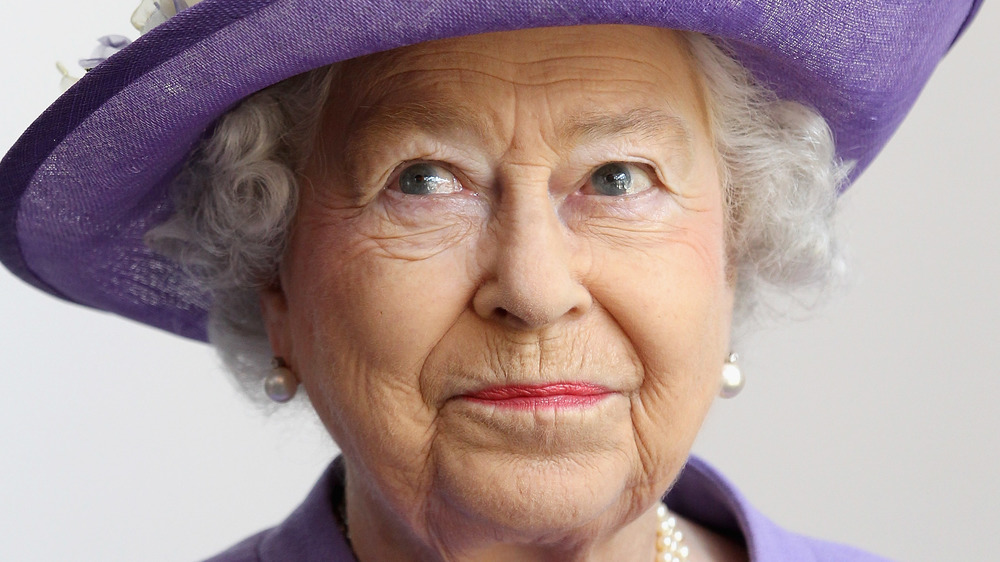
[146,32,848,404]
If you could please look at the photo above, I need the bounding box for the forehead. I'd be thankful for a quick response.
[327,25,709,151]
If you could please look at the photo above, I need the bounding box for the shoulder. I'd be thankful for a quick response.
[793,536,892,561]
[199,459,357,562]
[757,525,893,561]
[668,457,892,562]
[202,531,266,562]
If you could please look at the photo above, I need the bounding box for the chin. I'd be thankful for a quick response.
[428,440,644,541]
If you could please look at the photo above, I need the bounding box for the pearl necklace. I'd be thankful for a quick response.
[656,503,689,562]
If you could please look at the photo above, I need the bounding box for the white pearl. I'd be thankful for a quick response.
[654,503,688,560]
[719,357,744,398]
[264,367,297,402]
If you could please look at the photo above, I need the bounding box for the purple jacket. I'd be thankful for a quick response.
[205,457,890,561]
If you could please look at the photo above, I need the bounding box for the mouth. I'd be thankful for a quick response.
[459,382,614,410]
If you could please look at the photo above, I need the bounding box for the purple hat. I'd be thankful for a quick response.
[0,0,983,341]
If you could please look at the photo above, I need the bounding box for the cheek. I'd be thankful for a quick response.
[298,246,473,371]
[282,207,483,416]
[581,208,731,486]
[280,212,486,505]
[585,199,731,402]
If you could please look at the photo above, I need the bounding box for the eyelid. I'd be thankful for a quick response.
[360,133,483,190]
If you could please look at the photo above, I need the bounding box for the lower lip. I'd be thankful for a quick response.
[460,383,613,410]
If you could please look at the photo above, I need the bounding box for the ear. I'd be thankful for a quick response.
[259,282,293,361]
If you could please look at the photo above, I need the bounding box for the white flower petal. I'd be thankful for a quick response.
[56,62,80,92]
[130,0,161,31]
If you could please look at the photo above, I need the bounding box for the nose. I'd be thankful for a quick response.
[472,186,592,330]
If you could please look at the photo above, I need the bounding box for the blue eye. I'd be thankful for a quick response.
[397,163,462,195]
[587,162,653,196]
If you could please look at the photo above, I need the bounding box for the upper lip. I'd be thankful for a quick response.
[461,382,613,400]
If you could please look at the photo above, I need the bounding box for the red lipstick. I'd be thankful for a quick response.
[461,383,612,409]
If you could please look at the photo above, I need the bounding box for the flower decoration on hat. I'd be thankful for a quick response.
[58,0,201,90]
[131,0,201,34]
[79,35,132,70]
[57,35,132,90]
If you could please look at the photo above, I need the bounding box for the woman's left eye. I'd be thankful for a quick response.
[393,162,463,195]
[584,162,655,196]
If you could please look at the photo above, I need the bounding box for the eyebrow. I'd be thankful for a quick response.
[348,100,496,154]
[566,107,694,152]
[347,102,695,170]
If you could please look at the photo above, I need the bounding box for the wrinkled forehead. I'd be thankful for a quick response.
[323,25,711,150]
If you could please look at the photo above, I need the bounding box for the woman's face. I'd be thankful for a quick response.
[261,25,733,555]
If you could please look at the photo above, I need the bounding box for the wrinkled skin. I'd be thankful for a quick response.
[261,25,737,561]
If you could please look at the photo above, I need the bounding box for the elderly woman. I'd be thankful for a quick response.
[0,0,985,560]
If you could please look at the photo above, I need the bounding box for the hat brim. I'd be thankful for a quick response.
[0,0,982,341]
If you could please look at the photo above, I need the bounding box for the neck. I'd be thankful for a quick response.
[345,476,662,562]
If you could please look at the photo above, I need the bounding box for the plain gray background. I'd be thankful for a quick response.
[1,1,997,560]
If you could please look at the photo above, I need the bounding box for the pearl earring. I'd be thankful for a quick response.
[719,352,744,399]
[264,357,299,403]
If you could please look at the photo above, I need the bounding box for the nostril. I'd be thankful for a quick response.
[484,302,539,330]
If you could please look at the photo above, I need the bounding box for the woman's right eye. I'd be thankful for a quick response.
[393,163,463,195]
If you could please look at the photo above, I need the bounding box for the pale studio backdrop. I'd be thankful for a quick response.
[1,1,997,561]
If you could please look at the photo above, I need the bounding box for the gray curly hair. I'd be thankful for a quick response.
[146,32,849,404]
